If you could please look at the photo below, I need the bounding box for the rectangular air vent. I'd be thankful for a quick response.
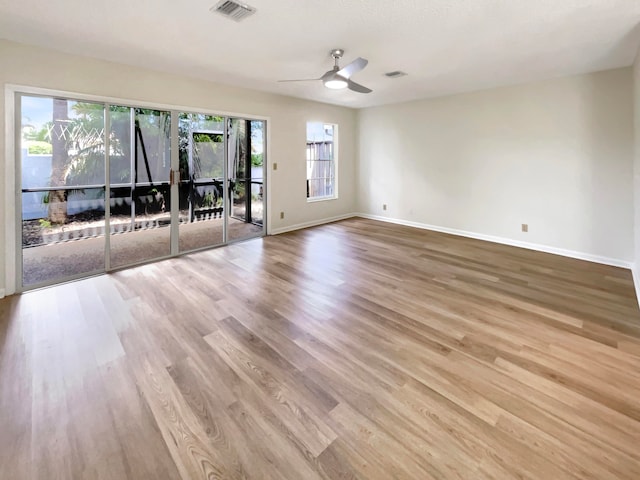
[211,0,256,21]
[385,71,408,78]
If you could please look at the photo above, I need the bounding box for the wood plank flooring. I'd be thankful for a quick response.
[2,217,640,479]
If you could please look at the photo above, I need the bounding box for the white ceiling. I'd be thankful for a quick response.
[1,0,639,109]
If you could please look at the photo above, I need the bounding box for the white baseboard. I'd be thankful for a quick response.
[270,213,355,236]
[632,265,640,308]
[356,213,633,269]
[0,289,5,299]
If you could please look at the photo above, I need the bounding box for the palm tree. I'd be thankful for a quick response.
[49,99,69,223]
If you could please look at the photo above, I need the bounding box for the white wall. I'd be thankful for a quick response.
[634,50,640,298]
[358,69,634,265]
[0,39,357,296]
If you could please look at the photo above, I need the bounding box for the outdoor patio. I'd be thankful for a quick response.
[22,217,262,286]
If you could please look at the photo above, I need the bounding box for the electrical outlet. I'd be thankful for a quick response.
[280,211,284,219]
[273,162,278,170]
[383,204,387,211]
[522,224,528,233]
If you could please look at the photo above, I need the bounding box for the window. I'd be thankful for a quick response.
[306,122,337,200]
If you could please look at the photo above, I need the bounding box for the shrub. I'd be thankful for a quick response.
[28,141,53,155]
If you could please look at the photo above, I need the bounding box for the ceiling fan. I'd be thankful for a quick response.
[278,49,372,93]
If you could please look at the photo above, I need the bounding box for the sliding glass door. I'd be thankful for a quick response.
[20,97,106,287]
[177,113,226,252]
[177,115,266,251]
[17,93,266,290]
[227,118,265,243]
[109,106,172,268]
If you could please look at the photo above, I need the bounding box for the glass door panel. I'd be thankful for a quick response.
[227,118,265,242]
[249,120,265,226]
[178,113,226,252]
[109,106,171,268]
[20,96,106,287]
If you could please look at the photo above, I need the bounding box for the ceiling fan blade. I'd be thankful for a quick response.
[277,78,322,83]
[347,79,372,94]
[337,57,368,78]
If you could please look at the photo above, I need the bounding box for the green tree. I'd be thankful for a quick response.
[24,122,53,142]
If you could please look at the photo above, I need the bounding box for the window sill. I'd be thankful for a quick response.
[307,196,338,203]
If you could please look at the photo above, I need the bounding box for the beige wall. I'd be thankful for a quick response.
[357,68,635,265]
[634,50,640,297]
[0,40,358,295]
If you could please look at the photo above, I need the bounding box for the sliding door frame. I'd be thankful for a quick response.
[4,84,270,295]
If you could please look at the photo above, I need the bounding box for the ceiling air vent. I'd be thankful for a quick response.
[385,71,408,79]
[211,0,256,21]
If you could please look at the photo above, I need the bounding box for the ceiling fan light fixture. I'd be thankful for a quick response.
[324,75,348,89]
[279,49,371,93]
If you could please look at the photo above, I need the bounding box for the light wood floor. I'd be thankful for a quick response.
[2,217,640,479]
